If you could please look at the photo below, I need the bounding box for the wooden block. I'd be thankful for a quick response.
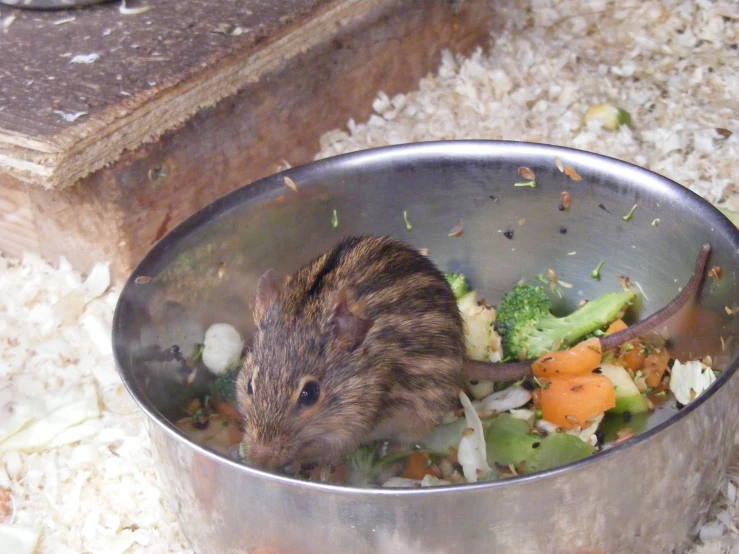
[0,176,39,259]
[0,0,502,281]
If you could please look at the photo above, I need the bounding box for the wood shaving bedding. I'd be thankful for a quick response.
[0,0,737,552]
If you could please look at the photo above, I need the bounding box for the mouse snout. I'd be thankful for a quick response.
[244,439,293,471]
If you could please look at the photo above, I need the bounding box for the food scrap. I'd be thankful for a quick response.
[584,104,632,131]
[514,180,536,188]
[448,220,464,237]
[563,166,583,181]
[518,167,536,180]
[201,323,244,375]
[669,360,717,406]
[403,210,413,231]
[283,176,298,192]
[331,209,339,228]
[591,260,604,281]
[708,266,723,284]
[622,204,638,222]
[559,191,572,211]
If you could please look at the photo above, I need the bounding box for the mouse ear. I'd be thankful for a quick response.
[328,288,373,351]
[254,269,280,324]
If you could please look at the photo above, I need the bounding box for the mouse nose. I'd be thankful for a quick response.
[245,441,289,470]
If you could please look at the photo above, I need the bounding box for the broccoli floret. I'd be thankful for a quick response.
[211,366,242,404]
[496,285,636,360]
[346,444,382,486]
[445,272,471,299]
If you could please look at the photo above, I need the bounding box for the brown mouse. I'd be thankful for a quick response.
[237,236,711,470]
[237,236,466,470]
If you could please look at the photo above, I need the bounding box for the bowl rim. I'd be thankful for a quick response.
[112,139,739,495]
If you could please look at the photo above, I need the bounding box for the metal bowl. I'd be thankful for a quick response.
[112,141,739,554]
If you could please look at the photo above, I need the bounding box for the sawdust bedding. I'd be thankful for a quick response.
[1,0,737,552]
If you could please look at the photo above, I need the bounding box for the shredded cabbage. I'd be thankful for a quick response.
[457,391,492,483]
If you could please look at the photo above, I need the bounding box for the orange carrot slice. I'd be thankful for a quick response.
[214,397,242,423]
[532,338,603,379]
[402,452,434,480]
[605,318,628,335]
[643,350,670,388]
[540,373,616,429]
[618,339,646,372]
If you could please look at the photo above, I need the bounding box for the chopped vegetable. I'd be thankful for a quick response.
[331,209,339,228]
[669,360,717,405]
[584,104,632,131]
[346,444,381,487]
[642,350,670,388]
[618,339,646,371]
[202,323,244,375]
[496,284,634,360]
[485,415,595,472]
[514,180,536,188]
[457,290,503,363]
[532,338,602,379]
[403,210,413,231]
[591,260,604,281]
[457,391,492,483]
[402,452,435,480]
[212,366,241,404]
[622,204,638,222]
[445,272,471,299]
[473,386,531,414]
[598,363,649,415]
[539,374,616,429]
[605,319,628,335]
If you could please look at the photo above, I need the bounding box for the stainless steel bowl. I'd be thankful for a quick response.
[112,141,739,554]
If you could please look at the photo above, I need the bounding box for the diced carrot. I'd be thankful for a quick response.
[185,398,201,415]
[605,319,628,335]
[539,373,616,429]
[214,397,242,423]
[531,388,542,407]
[228,422,243,447]
[642,350,670,388]
[532,338,602,379]
[448,447,459,465]
[618,339,646,372]
[402,452,434,480]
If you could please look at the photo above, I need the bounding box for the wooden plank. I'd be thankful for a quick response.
[0,0,438,191]
[0,176,40,259]
[9,0,501,281]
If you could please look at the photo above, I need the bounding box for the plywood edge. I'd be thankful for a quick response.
[0,0,402,191]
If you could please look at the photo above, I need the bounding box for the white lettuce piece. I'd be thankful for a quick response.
[202,323,244,375]
[670,360,717,405]
[457,391,492,483]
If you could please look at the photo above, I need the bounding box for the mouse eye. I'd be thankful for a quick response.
[246,378,254,396]
[298,380,320,408]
